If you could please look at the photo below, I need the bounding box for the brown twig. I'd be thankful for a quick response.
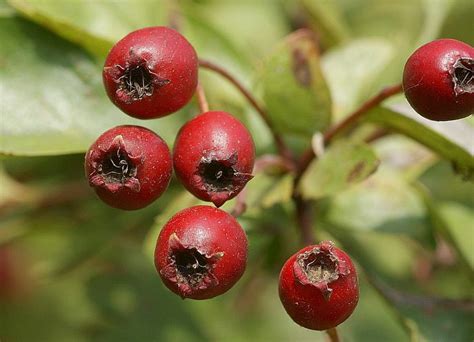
[364,128,391,143]
[326,328,340,342]
[294,83,403,187]
[198,59,294,163]
[290,84,402,271]
[294,194,315,245]
[195,82,209,113]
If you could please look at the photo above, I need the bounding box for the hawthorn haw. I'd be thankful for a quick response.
[173,111,255,207]
[154,205,248,299]
[279,241,359,330]
[85,125,172,210]
[103,26,198,119]
[403,38,474,121]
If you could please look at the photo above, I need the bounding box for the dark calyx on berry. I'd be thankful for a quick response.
[160,233,223,298]
[113,56,170,104]
[198,154,239,191]
[89,136,142,192]
[294,242,348,300]
[196,154,253,205]
[452,57,474,95]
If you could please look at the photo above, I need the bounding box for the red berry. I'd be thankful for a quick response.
[403,39,474,121]
[85,125,172,210]
[154,205,248,299]
[173,111,255,207]
[279,241,359,330]
[103,26,198,119]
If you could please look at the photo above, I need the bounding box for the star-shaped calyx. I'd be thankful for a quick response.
[88,135,143,193]
[160,233,224,299]
[293,241,349,301]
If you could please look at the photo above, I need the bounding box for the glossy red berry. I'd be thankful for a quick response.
[173,111,255,207]
[85,125,172,210]
[103,26,198,119]
[403,39,474,121]
[154,205,248,299]
[279,241,359,331]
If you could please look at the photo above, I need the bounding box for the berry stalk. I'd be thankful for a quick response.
[195,82,210,113]
[198,59,294,163]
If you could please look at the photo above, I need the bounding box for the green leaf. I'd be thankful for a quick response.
[0,17,191,156]
[7,0,169,58]
[368,275,474,342]
[367,102,474,180]
[418,161,474,207]
[324,169,432,241]
[183,1,289,62]
[300,140,379,200]
[321,38,394,119]
[438,202,474,269]
[258,30,332,138]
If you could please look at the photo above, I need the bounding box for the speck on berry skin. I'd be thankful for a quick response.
[154,205,248,300]
[403,38,474,121]
[103,26,198,119]
[279,241,359,331]
[173,111,255,207]
[85,125,172,210]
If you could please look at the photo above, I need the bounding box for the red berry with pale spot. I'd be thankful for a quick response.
[103,26,198,119]
[154,205,248,299]
[403,39,474,121]
[173,111,255,207]
[85,125,172,210]
[279,241,359,330]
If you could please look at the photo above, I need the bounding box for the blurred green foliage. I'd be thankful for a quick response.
[0,0,473,341]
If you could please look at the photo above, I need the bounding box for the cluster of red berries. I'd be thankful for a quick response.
[84,26,472,333]
[85,27,255,301]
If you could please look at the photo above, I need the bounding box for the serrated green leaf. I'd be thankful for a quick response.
[300,140,379,200]
[367,101,474,180]
[0,17,191,156]
[259,30,332,137]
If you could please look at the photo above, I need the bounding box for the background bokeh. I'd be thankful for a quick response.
[0,0,473,341]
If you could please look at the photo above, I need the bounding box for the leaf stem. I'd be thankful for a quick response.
[294,83,403,187]
[198,59,294,162]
